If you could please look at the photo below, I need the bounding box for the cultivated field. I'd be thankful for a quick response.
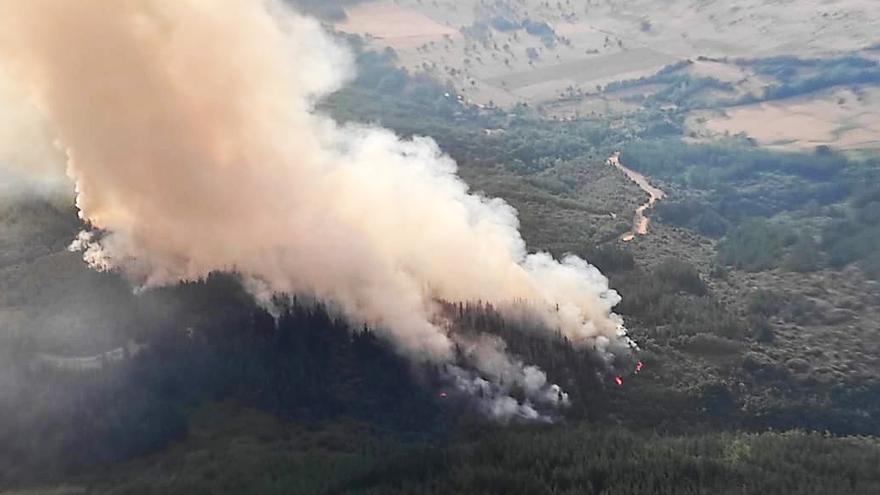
[690,85,880,152]
[336,2,458,49]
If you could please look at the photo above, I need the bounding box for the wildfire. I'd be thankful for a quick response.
[614,361,644,387]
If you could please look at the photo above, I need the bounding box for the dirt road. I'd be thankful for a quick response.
[607,152,665,242]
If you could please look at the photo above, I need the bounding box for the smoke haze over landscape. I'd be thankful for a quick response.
[0,0,631,418]
[4,0,880,491]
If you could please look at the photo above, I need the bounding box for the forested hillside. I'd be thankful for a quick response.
[2,2,880,493]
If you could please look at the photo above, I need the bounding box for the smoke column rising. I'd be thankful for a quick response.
[0,0,631,418]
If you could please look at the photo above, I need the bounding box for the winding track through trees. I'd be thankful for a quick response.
[607,152,665,242]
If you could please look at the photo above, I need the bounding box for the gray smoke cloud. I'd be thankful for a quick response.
[0,0,632,418]
[448,333,569,421]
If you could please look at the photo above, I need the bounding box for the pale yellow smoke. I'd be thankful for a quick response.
[0,0,627,362]
[0,66,69,199]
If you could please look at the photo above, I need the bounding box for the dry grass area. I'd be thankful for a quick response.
[337,2,458,49]
[484,47,675,91]
[334,0,880,110]
[690,85,880,151]
[337,0,679,108]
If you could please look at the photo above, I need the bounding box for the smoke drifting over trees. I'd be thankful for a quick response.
[0,0,631,418]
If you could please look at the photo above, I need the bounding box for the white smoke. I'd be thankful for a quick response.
[448,333,569,421]
[0,0,632,419]
[446,365,545,422]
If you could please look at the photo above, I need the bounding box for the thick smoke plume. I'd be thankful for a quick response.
[0,0,631,419]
